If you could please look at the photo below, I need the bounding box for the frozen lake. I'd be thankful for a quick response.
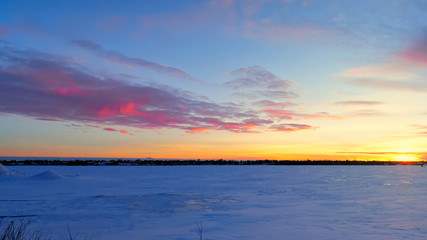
[1,165,427,240]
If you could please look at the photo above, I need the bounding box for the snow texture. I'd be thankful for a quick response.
[1,165,427,240]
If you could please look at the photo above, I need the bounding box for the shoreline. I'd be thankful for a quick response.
[1,159,424,166]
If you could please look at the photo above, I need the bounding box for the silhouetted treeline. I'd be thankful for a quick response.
[1,159,423,166]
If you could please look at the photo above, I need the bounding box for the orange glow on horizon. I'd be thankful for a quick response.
[392,154,419,162]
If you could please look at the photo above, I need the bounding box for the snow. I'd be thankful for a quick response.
[0,163,13,177]
[0,163,25,178]
[29,170,63,180]
[1,165,427,239]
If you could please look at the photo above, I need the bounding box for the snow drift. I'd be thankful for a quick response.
[29,170,63,180]
[0,163,14,177]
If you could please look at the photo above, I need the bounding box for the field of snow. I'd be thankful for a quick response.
[1,164,427,240]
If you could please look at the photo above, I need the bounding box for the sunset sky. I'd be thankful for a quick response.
[1,0,427,161]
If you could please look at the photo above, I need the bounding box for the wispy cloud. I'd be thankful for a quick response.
[226,65,295,89]
[334,101,383,106]
[409,124,427,136]
[104,127,133,135]
[72,39,195,80]
[36,118,62,121]
[337,78,427,92]
[410,124,427,129]
[269,123,314,132]
[254,100,297,108]
[344,110,388,118]
[336,32,427,92]
[398,32,427,66]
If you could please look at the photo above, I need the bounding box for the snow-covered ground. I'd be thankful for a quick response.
[1,165,427,240]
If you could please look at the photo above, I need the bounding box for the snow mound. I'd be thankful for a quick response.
[30,170,63,180]
[0,163,15,177]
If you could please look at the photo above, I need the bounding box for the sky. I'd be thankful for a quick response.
[1,0,427,161]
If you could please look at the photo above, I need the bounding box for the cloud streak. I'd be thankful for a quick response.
[104,127,133,135]
[72,39,195,80]
[269,123,314,132]
[334,101,383,106]
[338,78,427,92]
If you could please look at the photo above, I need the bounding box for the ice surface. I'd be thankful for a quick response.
[1,165,427,240]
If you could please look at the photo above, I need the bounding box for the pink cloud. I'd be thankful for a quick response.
[399,33,427,66]
[0,45,265,134]
[86,124,100,128]
[0,44,327,135]
[103,127,133,135]
[270,123,314,132]
[36,118,62,121]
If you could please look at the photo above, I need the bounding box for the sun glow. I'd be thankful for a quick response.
[393,154,419,162]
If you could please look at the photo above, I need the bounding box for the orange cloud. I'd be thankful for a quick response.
[187,127,211,134]
[104,127,133,135]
